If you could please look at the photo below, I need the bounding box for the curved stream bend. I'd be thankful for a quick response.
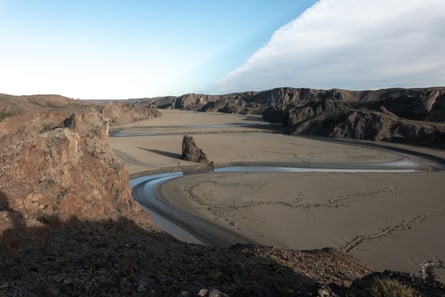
[131,157,434,247]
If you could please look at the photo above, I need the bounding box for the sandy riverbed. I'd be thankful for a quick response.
[110,109,445,280]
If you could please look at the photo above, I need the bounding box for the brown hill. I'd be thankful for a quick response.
[0,93,162,125]
[0,93,93,120]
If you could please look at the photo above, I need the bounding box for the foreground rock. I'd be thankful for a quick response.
[0,109,151,252]
[182,135,213,166]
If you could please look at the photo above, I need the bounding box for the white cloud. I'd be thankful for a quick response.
[220,0,445,92]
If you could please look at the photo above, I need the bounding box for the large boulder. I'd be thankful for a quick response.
[181,135,212,166]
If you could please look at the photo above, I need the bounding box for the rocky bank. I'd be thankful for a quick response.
[1,96,444,296]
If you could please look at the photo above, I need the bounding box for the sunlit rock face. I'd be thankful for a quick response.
[0,110,151,252]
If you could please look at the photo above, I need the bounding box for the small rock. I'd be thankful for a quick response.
[0,283,10,289]
[209,288,222,297]
[317,287,335,297]
[137,283,146,292]
[198,288,208,296]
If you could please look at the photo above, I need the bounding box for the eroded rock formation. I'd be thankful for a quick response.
[99,101,161,125]
[182,135,212,166]
[0,109,151,253]
[145,87,445,147]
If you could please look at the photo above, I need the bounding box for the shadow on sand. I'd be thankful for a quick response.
[137,147,182,160]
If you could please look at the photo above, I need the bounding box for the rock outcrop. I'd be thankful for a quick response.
[99,101,161,125]
[283,100,445,146]
[0,109,150,253]
[144,87,445,147]
[181,135,213,166]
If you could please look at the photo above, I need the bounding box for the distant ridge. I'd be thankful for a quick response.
[140,87,445,147]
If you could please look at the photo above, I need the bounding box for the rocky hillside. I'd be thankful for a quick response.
[0,110,147,234]
[98,101,161,125]
[1,108,444,295]
[0,93,93,120]
[145,87,445,147]
[0,93,162,126]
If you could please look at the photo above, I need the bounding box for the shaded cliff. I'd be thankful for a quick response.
[145,87,445,147]
[283,100,445,146]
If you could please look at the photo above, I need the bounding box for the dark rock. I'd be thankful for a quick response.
[182,135,211,165]
[262,107,285,123]
[146,87,445,147]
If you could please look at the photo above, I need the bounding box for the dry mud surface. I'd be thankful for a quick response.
[110,110,445,281]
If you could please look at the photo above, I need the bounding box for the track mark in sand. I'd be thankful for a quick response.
[222,187,396,211]
[327,186,399,207]
[224,193,306,210]
[341,211,445,253]
[186,184,399,219]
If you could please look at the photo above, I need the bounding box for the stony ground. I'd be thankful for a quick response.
[1,216,444,297]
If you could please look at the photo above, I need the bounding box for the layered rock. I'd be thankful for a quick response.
[0,109,150,252]
[144,87,445,147]
[148,87,445,122]
[284,100,445,146]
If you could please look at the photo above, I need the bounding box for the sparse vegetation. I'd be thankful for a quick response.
[360,277,416,297]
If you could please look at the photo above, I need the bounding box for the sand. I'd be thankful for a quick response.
[110,109,445,280]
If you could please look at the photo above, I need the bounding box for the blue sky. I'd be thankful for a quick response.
[1,0,444,99]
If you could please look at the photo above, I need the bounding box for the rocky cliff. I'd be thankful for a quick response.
[146,87,445,147]
[283,99,445,146]
[99,101,161,125]
[0,109,150,252]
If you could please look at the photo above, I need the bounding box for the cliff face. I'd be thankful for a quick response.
[100,101,162,125]
[166,87,445,120]
[0,110,149,251]
[149,87,445,147]
[283,99,445,146]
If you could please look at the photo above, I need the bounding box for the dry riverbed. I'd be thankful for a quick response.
[110,109,445,281]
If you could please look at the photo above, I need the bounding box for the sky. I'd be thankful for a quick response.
[0,0,444,99]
